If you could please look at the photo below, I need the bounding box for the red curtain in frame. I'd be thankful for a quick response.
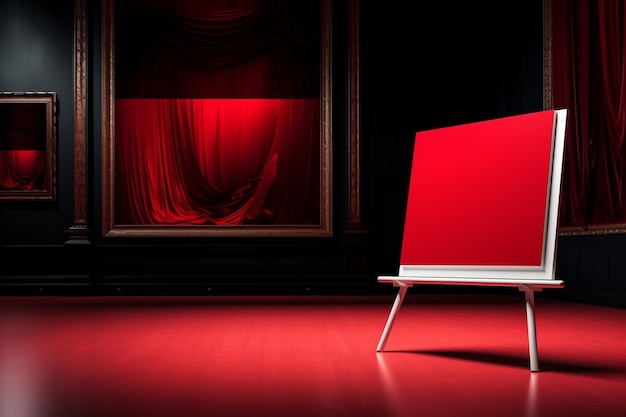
[552,0,626,230]
[115,99,320,225]
[102,0,332,236]
[0,151,46,191]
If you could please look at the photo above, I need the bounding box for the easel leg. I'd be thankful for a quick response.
[377,284,408,352]
[523,287,540,372]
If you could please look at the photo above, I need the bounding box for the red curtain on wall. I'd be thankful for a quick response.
[0,151,46,191]
[115,99,320,225]
[553,0,626,227]
[113,0,321,226]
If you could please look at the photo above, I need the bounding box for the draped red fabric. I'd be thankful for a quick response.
[115,99,319,225]
[553,0,626,227]
[0,151,46,191]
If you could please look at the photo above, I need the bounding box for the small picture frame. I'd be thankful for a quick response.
[0,92,57,201]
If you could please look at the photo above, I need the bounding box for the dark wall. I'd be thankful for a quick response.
[1,0,623,307]
[0,0,75,245]
[361,0,546,275]
[556,235,626,308]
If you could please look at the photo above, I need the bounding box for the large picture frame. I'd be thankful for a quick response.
[102,0,332,237]
[0,92,57,201]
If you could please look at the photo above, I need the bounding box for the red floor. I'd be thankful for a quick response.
[0,293,625,417]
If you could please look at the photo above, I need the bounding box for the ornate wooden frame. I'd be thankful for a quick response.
[101,0,335,237]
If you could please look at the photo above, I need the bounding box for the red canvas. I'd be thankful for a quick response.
[400,110,557,267]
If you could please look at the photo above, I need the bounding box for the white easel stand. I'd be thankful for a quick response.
[376,278,564,372]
